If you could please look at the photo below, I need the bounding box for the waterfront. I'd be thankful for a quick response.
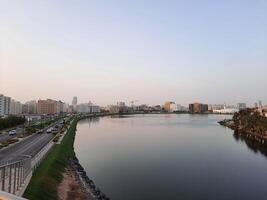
[74,114,267,200]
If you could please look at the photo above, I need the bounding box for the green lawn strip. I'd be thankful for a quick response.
[23,118,78,200]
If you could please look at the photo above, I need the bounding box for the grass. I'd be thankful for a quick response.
[23,118,78,200]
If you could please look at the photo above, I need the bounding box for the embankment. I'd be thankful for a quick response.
[23,115,109,200]
[23,118,78,200]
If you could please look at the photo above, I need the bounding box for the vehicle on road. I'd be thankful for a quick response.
[51,127,58,133]
[37,130,43,134]
[9,130,17,136]
[46,128,52,134]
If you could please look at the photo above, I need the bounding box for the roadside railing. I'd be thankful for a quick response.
[0,157,31,196]
[0,119,73,197]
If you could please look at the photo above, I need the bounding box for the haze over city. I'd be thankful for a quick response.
[1,0,267,106]
[1,1,267,200]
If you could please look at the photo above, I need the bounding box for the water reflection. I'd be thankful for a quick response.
[233,131,267,158]
[74,114,267,200]
[78,117,100,128]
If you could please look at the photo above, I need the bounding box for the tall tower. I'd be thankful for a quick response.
[72,96,78,106]
[259,100,262,108]
[72,96,78,112]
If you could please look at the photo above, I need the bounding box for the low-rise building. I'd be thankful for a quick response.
[77,102,100,113]
[176,104,188,112]
[213,107,239,114]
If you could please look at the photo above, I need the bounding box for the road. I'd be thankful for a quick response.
[0,124,56,165]
[0,119,51,143]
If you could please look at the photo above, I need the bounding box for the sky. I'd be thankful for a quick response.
[0,0,266,106]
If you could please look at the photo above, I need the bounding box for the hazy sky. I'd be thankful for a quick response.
[0,0,266,106]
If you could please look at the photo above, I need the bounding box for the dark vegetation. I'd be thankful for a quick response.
[0,115,26,130]
[233,108,267,136]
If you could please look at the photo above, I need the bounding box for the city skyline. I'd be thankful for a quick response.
[1,1,267,105]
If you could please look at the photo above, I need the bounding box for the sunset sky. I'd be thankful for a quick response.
[1,0,266,106]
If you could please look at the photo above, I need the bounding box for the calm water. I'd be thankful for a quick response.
[74,114,267,200]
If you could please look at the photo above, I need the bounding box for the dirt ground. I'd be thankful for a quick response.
[58,168,89,200]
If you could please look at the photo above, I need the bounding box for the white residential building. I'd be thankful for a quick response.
[77,102,100,113]
[0,94,11,116]
[213,106,239,114]
[10,100,22,115]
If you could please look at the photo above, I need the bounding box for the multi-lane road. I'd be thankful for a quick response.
[0,123,57,165]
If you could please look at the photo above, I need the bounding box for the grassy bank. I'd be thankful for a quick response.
[23,118,78,200]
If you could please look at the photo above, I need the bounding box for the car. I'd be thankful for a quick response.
[51,128,58,133]
[9,130,16,136]
[46,128,52,134]
[37,130,43,134]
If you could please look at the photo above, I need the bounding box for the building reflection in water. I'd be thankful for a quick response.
[78,117,100,128]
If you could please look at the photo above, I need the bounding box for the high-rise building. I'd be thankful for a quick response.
[22,100,37,114]
[58,100,64,113]
[164,101,176,112]
[72,96,78,106]
[72,96,78,112]
[259,100,262,108]
[0,94,11,116]
[10,100,22,115]
[26,100,37,114]
[189,103,208,113]
[237,103,246,110]
[37,99,59,115]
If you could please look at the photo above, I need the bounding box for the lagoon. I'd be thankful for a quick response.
[74,114,267,200]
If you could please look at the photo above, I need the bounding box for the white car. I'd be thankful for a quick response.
[46,128,52,134]
[9,130,16,136]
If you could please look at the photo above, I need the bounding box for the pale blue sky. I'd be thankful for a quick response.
[0,0,266,106]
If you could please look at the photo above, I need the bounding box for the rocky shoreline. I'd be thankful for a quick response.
[218,119,267,145]
[70,156,110,200]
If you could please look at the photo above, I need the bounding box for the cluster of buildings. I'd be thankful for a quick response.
[1,93,265,117]
[103,101,188,113]
[0,94,100,117]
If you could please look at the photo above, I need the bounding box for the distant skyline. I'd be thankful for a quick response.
[1,1,266,106]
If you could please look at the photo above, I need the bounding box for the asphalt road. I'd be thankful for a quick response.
[0,120,51,143]
[0,124,56,165]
